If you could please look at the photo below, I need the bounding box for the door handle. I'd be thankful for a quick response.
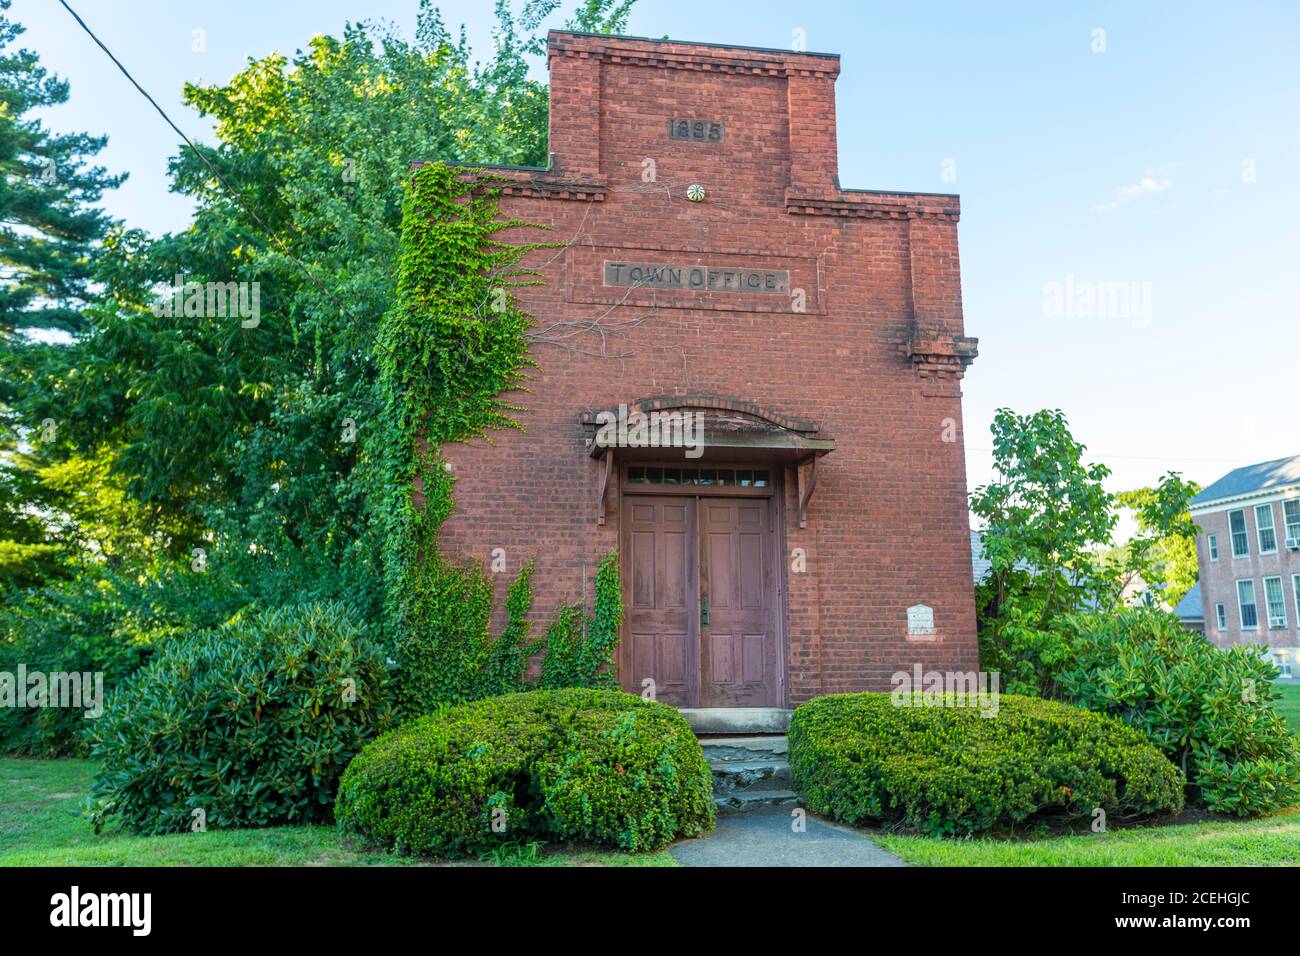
[700,592,709,627]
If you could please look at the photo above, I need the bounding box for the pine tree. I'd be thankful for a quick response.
[0,0,123,588]
[0,0,122,339]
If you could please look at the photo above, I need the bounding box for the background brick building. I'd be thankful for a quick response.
[1191,454,1300,677]
[430,31,981,721]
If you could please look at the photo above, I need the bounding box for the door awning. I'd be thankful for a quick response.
[579,399,835,526]
[580,399,835,460]
[585,427,835,461]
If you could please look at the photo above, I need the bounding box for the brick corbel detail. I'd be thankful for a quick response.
[906,330,979,380]
[410,161,607,202]
[497,179,607,202]
[786,193,960,222]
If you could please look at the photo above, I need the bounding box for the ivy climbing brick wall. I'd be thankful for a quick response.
[427,31,981,705]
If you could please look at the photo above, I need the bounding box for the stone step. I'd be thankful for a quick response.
[709,758,792,794]
[680,707,791,734]
[698,735,788,762]
[713,789,801,814]
[701,733,794,811]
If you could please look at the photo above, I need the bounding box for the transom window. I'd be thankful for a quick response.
[1237,579,1258,629]
[1256,504,1277,554]
[1285,499,1300,543]
[627,466,769,488]
[1264,576,1287,628]
[1207,533,1219,561]
[1229,510,1250,558]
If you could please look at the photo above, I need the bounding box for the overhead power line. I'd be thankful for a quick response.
[967,448,1268,467]
[57,0,359,326]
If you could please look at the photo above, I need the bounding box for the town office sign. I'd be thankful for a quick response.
[604,261,789,294]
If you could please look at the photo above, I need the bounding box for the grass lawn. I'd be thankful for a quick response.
[1274,682,1300,735]
[7,736,1299,867]
[0,758,676,867]
[877,809,1300,866]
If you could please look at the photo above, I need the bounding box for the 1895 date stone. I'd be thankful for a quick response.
[667,118,723,142]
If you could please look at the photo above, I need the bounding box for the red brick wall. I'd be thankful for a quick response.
[432,32,980,705]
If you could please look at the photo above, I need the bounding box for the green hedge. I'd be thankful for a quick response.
[789,692,1184,835]
[335,688,715,857]
[1057,609,1300,816]
[88,602,394,834]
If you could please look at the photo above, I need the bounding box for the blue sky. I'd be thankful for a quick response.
[17,0,1300,509]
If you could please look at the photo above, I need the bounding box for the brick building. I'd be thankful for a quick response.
[1191,454,1300,677]
[430,31,981,726]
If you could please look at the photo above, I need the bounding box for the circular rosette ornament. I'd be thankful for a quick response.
[686,183,706,203]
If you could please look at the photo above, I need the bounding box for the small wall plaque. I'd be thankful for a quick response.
[907,604,936,639]
[667,118,723,142]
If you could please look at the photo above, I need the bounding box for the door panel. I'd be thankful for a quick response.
[699,498,780,707]
[621,496,698,706]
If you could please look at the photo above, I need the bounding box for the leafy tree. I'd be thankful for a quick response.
[11,0,634,624]
[1110,478,1201,607]
[971,408,1114,624]
[0,441,63,589]
[1,0,636,753]
[973,409,1208,694]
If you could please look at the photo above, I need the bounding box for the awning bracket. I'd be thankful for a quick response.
[596,449,613,525]
[797,454,819,529]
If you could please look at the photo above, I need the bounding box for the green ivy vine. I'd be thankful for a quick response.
[376,162,622,711]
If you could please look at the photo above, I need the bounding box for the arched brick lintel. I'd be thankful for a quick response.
[621,394,821,435]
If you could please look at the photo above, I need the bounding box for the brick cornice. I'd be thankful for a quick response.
[409,161,607,202]
[786,191,960,222]
[548,31,840,79]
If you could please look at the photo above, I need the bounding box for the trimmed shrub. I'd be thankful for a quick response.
[1057,609,1300,816]
[789,692,1184,835]
[88,602,394,835]
[335,688,714,857]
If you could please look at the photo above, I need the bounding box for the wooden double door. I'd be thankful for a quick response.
[620,492,783,708]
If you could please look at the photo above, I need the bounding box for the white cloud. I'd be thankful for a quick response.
[1093,164,1176,212]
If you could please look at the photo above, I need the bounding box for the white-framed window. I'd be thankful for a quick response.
[1237,579,1259,629]
[1263,576,1287,628]
[1207,533,1219,560]
[1215,603,1227,629]
[1294,574,1300,627]
[1275,652,1294,680]
[1230,509,1250,558]
[1256,504,1277,554]
[1284,499,1300,544]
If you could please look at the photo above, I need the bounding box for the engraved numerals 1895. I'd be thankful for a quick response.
[667,118,723,142]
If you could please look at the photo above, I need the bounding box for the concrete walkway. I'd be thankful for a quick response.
[670,809,907,867]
